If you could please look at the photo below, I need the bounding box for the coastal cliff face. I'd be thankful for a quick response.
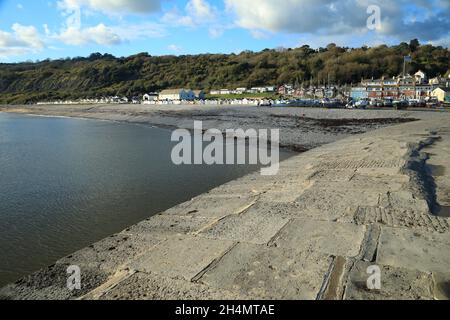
[1,110,449,300]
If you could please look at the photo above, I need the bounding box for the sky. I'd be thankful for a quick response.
[0,0,449,62]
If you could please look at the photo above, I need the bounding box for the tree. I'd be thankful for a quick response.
[409,39,420,52]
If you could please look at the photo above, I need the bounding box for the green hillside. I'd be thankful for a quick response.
[0,40,449,104]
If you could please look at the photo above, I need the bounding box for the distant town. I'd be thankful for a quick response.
[37,70,450,108]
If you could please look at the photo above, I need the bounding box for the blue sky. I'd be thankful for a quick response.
[0,0,449,62]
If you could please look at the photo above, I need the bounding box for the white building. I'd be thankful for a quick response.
[251,87,268,93]
[414,70,427,84]
[159,89,195,101]
[142,93,159,104]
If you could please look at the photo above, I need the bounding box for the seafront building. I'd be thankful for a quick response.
[432,87,450,103]
[350,72,450,101]
[158,89,196,101]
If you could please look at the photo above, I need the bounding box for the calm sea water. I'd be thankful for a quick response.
[0,112,292,286]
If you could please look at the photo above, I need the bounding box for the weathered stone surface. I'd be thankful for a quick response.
[313,158,404,171]
[59,233,164,273]
[199,243,332,300]
[378,191,430,212]
[0,263,108,300]
[165,195,257,219]
[122,214,215,236]
[294,185,380,220]
[199,209,290,244]
[354,206,450,233]
[377,227,450,274]
[347,173,405,192]
[307,169,356,182]
[432,273,450,300]
[344,261,434,300]
[129,235,235,281]
[270,219,366,258]
[259,181,313,203]
[96,271,244,300]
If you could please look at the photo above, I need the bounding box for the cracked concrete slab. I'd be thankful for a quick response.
[294,186,380,220]
[122,214,215,236]
[58,233,165,273]
[165,195,258,219]
[199,209,290,245]
[377,227,450,274]
[199,243,332,300]
[344,261,434,300]
[96,271,244,300]
[270,219,366,258]
[128,235,235,281]
[379,191,430,212]
[354,207,450,233]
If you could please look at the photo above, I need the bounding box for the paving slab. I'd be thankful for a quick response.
[432,273,450,300]
[96,271,244,300]
[199,209,290,245]
[294,185,380,220]
[377,227,450,274]
[354,207,450,233]
[306,169,357,183]
[58,233,164,273]
[128,235,235,281]
[122,214,215,236]
[270,219,366,258]
[344,261,434,300]
[165,195,258,219]
[199,243,332,300]
[0,262,108,300]
[378,191,430,212]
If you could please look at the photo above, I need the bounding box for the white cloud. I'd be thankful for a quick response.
[162,0,223,38]
[225,0,368,34]
[186,0,216,21]
[11,24,44,49]
[53,0,166,47]
[0,23,44,58]
[58,23,121,45]
[115,22,166,40]
[208,26,225,38]
[168,44,182,52]
[225,0,450,45]
[56,22,165,46]
[57,0,161,15]
[161,0,217,28]
[161,9,195,27]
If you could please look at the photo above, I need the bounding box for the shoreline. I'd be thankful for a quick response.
[0,103,440,152]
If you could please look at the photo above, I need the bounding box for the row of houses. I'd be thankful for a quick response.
[209,86,276,95]
[278,85,343,99]
[143,89,206,103]
[350,71,450,102]
[37,96,134,105]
